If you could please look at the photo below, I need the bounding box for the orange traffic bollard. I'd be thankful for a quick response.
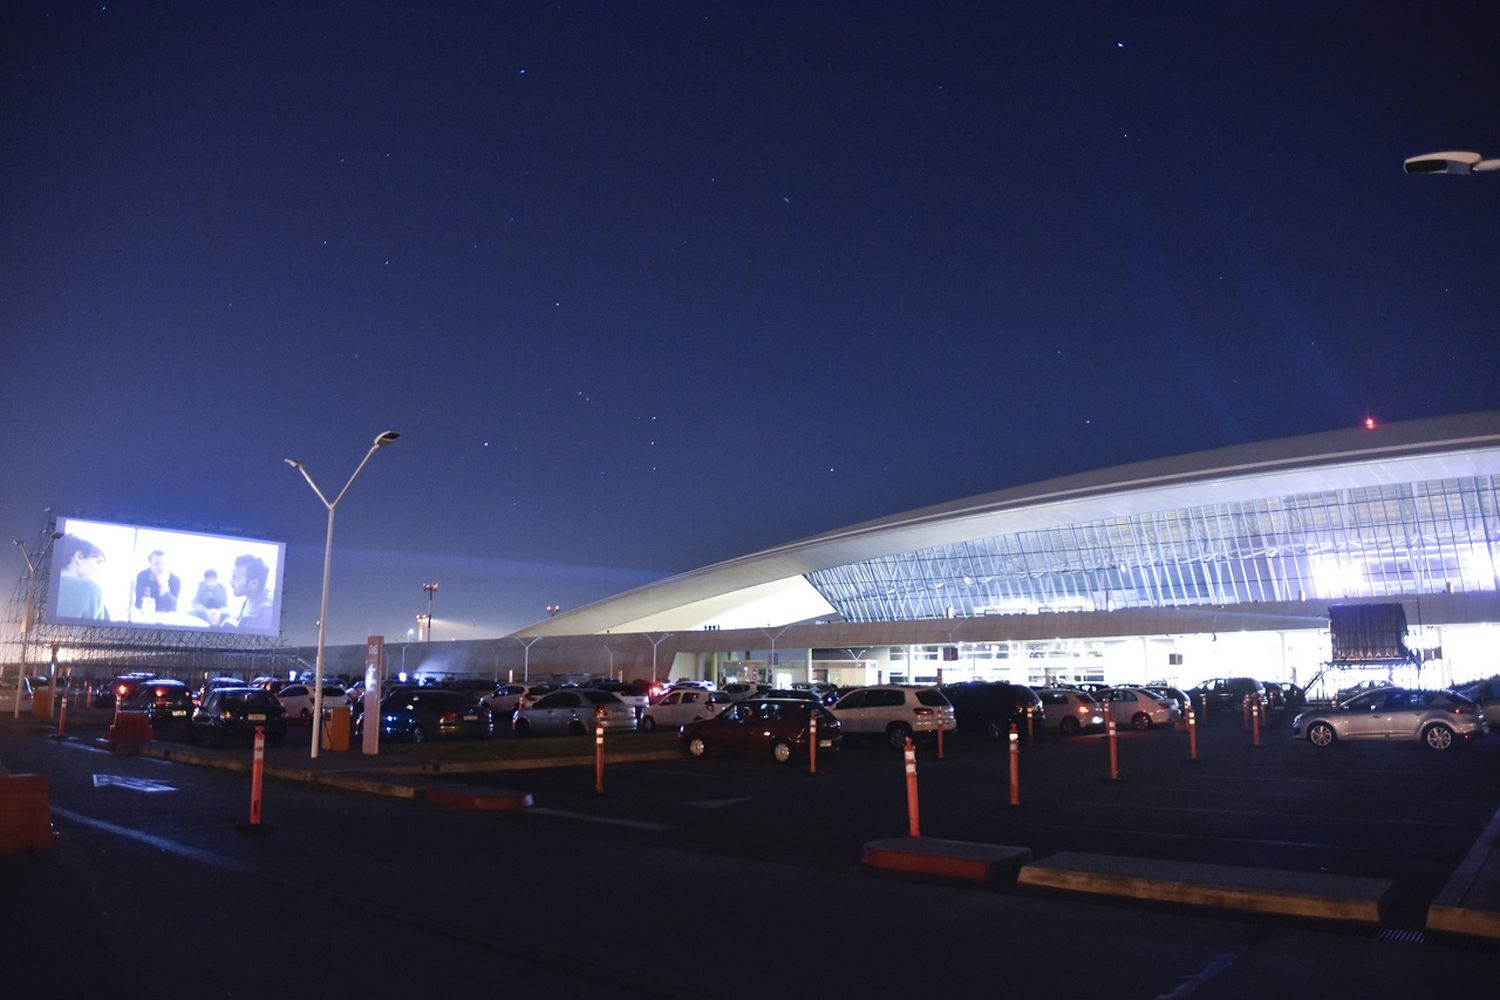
[1242,694,1251,731]
[1105,703,1120,781]
[808,709,818,775]
[240,725,265,832]
[55,692,68,739]
[1008,723,1020,807]
[1251,698,1262,748]
[903,736,921,837]
[1026,703,1036,744]
[1187,706,1199,762]
[594,718,606,796]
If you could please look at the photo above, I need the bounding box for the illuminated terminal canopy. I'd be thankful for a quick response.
[513,412,1500,638]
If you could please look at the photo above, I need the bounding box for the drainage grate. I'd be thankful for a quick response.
[1378,927,1426,945]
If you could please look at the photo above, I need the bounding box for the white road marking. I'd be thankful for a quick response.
[682,797,754,808]
[51,806,256,874]
[92,774,178,793]
[528,807,672,831]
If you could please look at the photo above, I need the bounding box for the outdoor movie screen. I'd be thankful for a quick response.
[45,516,286,638]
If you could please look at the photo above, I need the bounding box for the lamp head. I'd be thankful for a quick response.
[1404,150,1483,175]
[374,430,401,448]
[284,458,306,470]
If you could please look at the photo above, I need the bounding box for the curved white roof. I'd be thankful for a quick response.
[512,411,1500,636]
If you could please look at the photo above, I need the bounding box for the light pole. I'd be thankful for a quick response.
[285,430,400,759]
[516,636,541,682]
[759,624,791,685]
[644,632,674,686]
[422,582,439,640]
[12,533,60,719]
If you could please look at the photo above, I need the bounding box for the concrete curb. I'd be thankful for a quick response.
[1426,805,1500,940]
[1018,851,1392,923]
[862,837,1031,882]
[424,786,535,810]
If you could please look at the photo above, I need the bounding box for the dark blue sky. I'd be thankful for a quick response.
[4,2,1497,646]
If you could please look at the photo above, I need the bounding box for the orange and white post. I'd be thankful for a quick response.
[1187,706,1199,761]
[1008,722,1020,807]
[1026,703,1036,744]
[935,667,945,760]
[1105,702,1120,781]
[903,736,921,837]
[55,690,68,739]
[1251,696,1262,748]
[594,716,606,796]
[808,708,818,775]
[249,726,265,827]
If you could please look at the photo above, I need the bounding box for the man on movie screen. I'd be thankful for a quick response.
[211,553,274,632]
[134,549,181,613]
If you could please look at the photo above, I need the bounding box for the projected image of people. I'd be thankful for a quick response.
[56,534,110,620]
[191,568,228,622]
[134,549,181,614]
[212,554,273,632]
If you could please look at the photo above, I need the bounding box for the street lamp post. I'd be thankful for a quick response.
[516,636,541,682]
[12,533,61,719]
[422,582,439,640]
[644,632,674,686]
[285,430,400,760]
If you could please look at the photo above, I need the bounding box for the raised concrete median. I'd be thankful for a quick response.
[862,837,1031,882]
[1426,806,1500,940]
[1018,852,1392,923]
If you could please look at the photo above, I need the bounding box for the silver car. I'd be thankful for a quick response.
[1098,686,1180,730]
[513,689,639,736]
[1291,688,1487,750]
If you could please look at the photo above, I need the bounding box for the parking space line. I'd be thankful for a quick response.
[51,805,256,874]
[528,807,673,831]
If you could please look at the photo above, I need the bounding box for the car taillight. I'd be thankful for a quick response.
[913,707,934,716]
[220,709,233,721]
[1077,705,1090,714]
[595,706,608,719]
[1450,704,1475,715]
[439,710,459,724]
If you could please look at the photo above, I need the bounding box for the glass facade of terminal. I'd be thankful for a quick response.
[807,475,1500,623]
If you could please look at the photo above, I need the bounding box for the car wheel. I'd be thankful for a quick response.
[514,719,531,737]
[886,723,913,750]
[299,708,312,726]
[687,736,708,758]
[568,719,586,736]
[1423,723,1456,751]
[1059,716,1080,736]
[770,740,793,764]
[1307,721,1336,748]
[410,724,426,745]
[1131,712,1152,731]
[640,715,657,732]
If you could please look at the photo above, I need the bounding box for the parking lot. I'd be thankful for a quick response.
[455,713,1500,926]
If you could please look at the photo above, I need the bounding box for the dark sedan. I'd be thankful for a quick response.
[189,688,288,747]
[358,688,492,744]
[120,678,196,730]
[680,698,840,763]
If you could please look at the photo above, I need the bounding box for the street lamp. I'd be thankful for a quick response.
[422,581,439,640]
[285,430,400,759]
[1404,150,1500,175]
[12,533,61,719]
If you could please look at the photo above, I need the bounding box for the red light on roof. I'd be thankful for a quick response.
[1364,416,1376,430]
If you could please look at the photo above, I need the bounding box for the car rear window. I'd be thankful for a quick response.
[915,689,951,707]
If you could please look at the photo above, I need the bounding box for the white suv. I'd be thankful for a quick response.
[830,685,956,748]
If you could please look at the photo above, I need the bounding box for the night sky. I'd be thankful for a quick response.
[3,2,1497,647]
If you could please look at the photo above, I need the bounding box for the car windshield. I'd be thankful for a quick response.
[915,689,951,707]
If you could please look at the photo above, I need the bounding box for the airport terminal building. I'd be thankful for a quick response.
[393,410,1500,698]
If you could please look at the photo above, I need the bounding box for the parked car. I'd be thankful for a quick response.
[586,681,650,718]
[1098,687,1180,730]
[513,689,639,736]
[275,683,350,725]
[1034,688,1104,735]
[829,685,956,748]
[358,688,492,744]
[942,682,1043,739]
[1452,677,1500,721]
[188,687,288,747]
[0,676,37,712]
[1189,677,1266,712]
[792,681,841,704]
[1145,685,1192,717]
[1291,688,1487,750]
[481,683,557,715]
[721,682,770,701]
[120,678,196,729]
[1334,678,1394,705]
[641,688,731,731]
[98,673,156,709]
[680,698,840,763]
